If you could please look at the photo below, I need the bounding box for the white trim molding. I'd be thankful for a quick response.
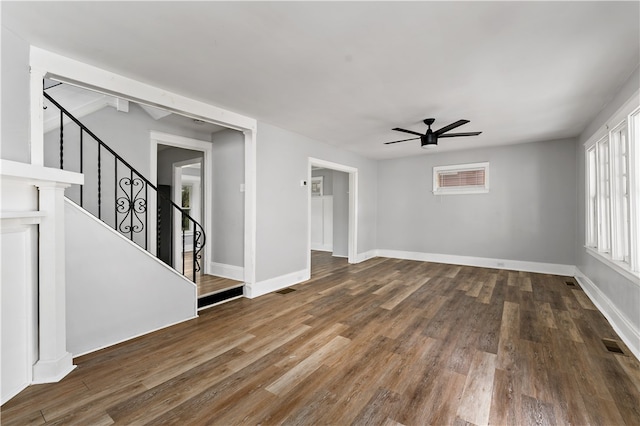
[149,131,213,269]
[31,47,257,132]
[307,158,359,285]
[354,249,378,264]
[575,268,640,360]
[586,247,640,283]
[71,315,198,358]
[1,159,84,186]
[246,269,310,299]
[311,244,333,252]
[209,262,245,282]
[29,46,257,296]
[375,249,576,276]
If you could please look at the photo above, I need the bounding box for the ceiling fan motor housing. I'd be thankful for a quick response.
[421,133,437,148]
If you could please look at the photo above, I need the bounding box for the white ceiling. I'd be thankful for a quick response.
[3,2,639,160]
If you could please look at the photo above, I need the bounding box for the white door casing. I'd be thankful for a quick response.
[307,158,358,276]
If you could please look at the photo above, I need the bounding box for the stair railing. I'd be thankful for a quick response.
[43,91,205,282]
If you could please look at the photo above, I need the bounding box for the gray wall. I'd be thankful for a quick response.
[576,66,640,331]
[332,170,349,257]
[1,27,30,163]
[256,121,378,282]
[211,129,244,267]
[377,139,577,265]
[44,102,212,179]
[157,147,202,186]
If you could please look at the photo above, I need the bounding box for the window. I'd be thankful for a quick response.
[597,137,611,253]
[585,101,640,279]
[433,162,489,195]
[181,184,192,232]
[586,146,597,247]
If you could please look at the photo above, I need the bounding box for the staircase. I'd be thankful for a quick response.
[43,90,205,282]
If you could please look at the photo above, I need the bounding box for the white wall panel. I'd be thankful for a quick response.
[1,226,35,404]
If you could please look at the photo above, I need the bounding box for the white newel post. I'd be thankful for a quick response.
[32,181,76,383]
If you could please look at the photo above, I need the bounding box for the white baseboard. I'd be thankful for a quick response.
[353,249,377,264]
[71,315,199,358]
[32,352,76,384]
[209,262,244,281]
[311,244,332,252]
[575,268,640,360]
[376,249,576,276]
[245,268,310,299]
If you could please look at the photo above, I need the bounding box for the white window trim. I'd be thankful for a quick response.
[585,246,639,284]
[432,162,490,195]
[583,91,640,283]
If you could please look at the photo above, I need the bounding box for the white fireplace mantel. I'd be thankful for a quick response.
[1,159,83,402]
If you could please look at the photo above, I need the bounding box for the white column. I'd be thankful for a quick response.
[32,181,76,383]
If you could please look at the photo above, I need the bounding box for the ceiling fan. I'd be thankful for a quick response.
[385,118,482,148]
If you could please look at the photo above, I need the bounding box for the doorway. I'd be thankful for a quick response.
[151,131,246,299]
[307,158,358,277]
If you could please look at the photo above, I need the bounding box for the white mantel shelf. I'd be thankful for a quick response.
[1,211,47,219]
[0,159,83,186]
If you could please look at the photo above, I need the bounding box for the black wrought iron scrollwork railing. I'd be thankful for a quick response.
[43,91,205,282]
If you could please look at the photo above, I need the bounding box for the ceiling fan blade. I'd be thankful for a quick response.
[384,137,420,145]
[438,132,482,138]
[434,119,470,135]
[392,127,423,136]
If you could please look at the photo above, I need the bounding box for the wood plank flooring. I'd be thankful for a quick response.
[3,251,639,425]
[197,274,243,297]
[183,251,244,296]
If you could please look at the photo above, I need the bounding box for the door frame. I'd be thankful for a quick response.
[150,132,213,275]
[307,158,358,275]
[172,158,202,270]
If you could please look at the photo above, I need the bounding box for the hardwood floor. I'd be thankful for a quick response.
[197,274,243,297]
[3,251,639,425]
[183,251,243,296]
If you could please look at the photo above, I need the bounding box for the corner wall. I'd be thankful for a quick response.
[575,66,640,356]
[254,122,377,292]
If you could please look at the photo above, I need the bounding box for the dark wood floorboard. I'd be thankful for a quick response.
[2,251,639,425]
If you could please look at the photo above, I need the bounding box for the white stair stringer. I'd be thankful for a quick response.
[64,199,197,356]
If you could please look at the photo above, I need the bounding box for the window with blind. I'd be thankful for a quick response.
[433,162,490,195]
[584,101,639,280]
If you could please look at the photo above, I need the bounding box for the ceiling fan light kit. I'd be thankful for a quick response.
[386,118,482,148]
